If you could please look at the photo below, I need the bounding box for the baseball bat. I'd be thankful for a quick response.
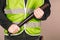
[8,3,49,36]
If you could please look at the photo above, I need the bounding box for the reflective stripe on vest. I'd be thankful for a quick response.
[4,9,33,14]
[25,22,41,27]
[4,9,25,14]
[8,22,41,27]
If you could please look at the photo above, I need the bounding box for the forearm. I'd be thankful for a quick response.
[39,0,51,20]
[0,9,12,30]
[0,0,12,30]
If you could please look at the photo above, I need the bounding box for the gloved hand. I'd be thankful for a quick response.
[34,8,44,19]
[8,24,20,34]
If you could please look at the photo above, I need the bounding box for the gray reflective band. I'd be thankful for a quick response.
[4,9,34,14]
[25,22,41,27]
[26,9,34,14]
[12,22,41,27]
[4,9,25,14]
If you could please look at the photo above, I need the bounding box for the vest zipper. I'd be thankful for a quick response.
[24,0,26,30]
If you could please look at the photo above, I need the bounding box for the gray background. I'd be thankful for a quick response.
[0,0,60,40]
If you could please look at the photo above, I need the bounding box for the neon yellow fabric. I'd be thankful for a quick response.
[4,0,44,36]
[6,14,24,22]
[25,27,41,36]
[6,0,24,9]
[26,0,44,9]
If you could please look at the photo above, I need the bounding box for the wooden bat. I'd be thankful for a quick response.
[8,3,49,36]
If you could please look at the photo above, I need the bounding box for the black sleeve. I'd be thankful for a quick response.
[39,0,51,20]
[0,0,12,30]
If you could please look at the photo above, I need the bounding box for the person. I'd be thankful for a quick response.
[0,0,51,40]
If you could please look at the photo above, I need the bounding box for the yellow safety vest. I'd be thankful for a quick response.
[4,0,44,36]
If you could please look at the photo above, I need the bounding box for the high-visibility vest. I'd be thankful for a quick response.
[4,0,44,36]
